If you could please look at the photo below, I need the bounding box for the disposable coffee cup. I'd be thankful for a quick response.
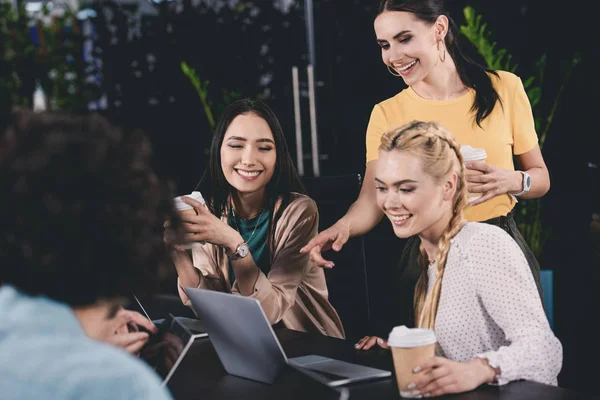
[460,145,487,202]
[387,325,437,398]
[173,191,206,249]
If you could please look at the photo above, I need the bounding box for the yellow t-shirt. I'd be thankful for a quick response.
[365,70,538,222]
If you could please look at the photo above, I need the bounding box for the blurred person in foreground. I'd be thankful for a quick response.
[0,110,179,400]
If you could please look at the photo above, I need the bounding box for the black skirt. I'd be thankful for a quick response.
[392,209,543,328]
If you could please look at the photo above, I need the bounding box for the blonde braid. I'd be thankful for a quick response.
[379,120,469,330]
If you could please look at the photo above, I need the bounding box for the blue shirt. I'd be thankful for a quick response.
[0,285,173,400]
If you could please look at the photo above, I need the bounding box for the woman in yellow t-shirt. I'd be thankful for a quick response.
[300,0,549,320]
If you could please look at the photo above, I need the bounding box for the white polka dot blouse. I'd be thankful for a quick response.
[426,222,562,386]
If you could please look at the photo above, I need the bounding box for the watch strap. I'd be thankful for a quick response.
[226,242,247,260]
[512,171,531,197]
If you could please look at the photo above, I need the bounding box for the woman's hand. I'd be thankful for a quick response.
[178,196,242,253]
[409,357,497,397]
[299,218,351,268]
[354,336,389,351]
[465,161,522,206]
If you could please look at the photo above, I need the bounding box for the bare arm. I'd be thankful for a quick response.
[300,160,384,267]
[341,160,385,236]
[513,144,550,199]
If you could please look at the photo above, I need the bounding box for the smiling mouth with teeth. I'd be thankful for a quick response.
[390,214,411,222]
[235,169,262,177]
[394,60,417,74]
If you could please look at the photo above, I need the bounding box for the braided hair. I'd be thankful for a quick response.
[379,120,469,329]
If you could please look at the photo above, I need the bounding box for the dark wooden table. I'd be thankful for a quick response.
[167,328,588,400]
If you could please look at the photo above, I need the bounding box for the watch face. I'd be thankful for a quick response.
[238,243,250,258]
[525,174,532,190]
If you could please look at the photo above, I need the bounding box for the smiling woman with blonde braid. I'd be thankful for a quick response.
[354,121,561,397]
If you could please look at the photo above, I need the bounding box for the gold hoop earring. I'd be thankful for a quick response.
[437,40,446,62]
[387,64,401,77]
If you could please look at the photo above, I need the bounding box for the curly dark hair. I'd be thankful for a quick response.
[0,110,179,307]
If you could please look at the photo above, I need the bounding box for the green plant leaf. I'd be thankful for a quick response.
[180,61,215,128]
[523,76,535,90]
[527,87,541,108]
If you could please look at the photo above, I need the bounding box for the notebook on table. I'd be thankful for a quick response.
[130,294,207,335]
[138,313,207,387]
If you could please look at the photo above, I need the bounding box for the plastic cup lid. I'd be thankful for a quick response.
[387,325,437,348]
[460,145,487,162]
[174,191,205,211]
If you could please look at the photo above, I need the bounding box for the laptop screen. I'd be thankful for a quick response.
[138,314,194,384]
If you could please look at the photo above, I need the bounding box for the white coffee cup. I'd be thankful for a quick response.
[388,325,437,398]
[173,191,206,249]
[460,145,488,202]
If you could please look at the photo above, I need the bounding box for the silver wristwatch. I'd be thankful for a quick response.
[512,171,532,197]
[226,242,250,260]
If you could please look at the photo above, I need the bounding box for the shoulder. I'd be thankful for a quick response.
[280,192,318,221]
[374,90,410,113]
[453,222,526,275]
[488,70,522,92]
[0,336,171,400]
[63,340,171,399]
[277,192,319,228]
[455,221,518,247]
[453,222,522,260]
[272,193,318,244]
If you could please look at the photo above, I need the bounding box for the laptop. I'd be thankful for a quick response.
[138,313,207,387]
[184,287,391,387]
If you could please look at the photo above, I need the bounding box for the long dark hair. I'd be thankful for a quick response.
[378,0,502,127]
[196,98,306,247]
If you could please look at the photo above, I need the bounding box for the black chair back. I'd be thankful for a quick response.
[302,174,371,341]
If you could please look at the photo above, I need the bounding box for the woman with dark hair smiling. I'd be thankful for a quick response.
[166,99,344,339]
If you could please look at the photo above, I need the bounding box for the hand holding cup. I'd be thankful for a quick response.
[387,326,437,398]
[460,145,487,202]
[176,195,242,253]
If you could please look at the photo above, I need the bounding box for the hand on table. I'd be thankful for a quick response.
[408,357,497,397]
[354,336,389,351]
